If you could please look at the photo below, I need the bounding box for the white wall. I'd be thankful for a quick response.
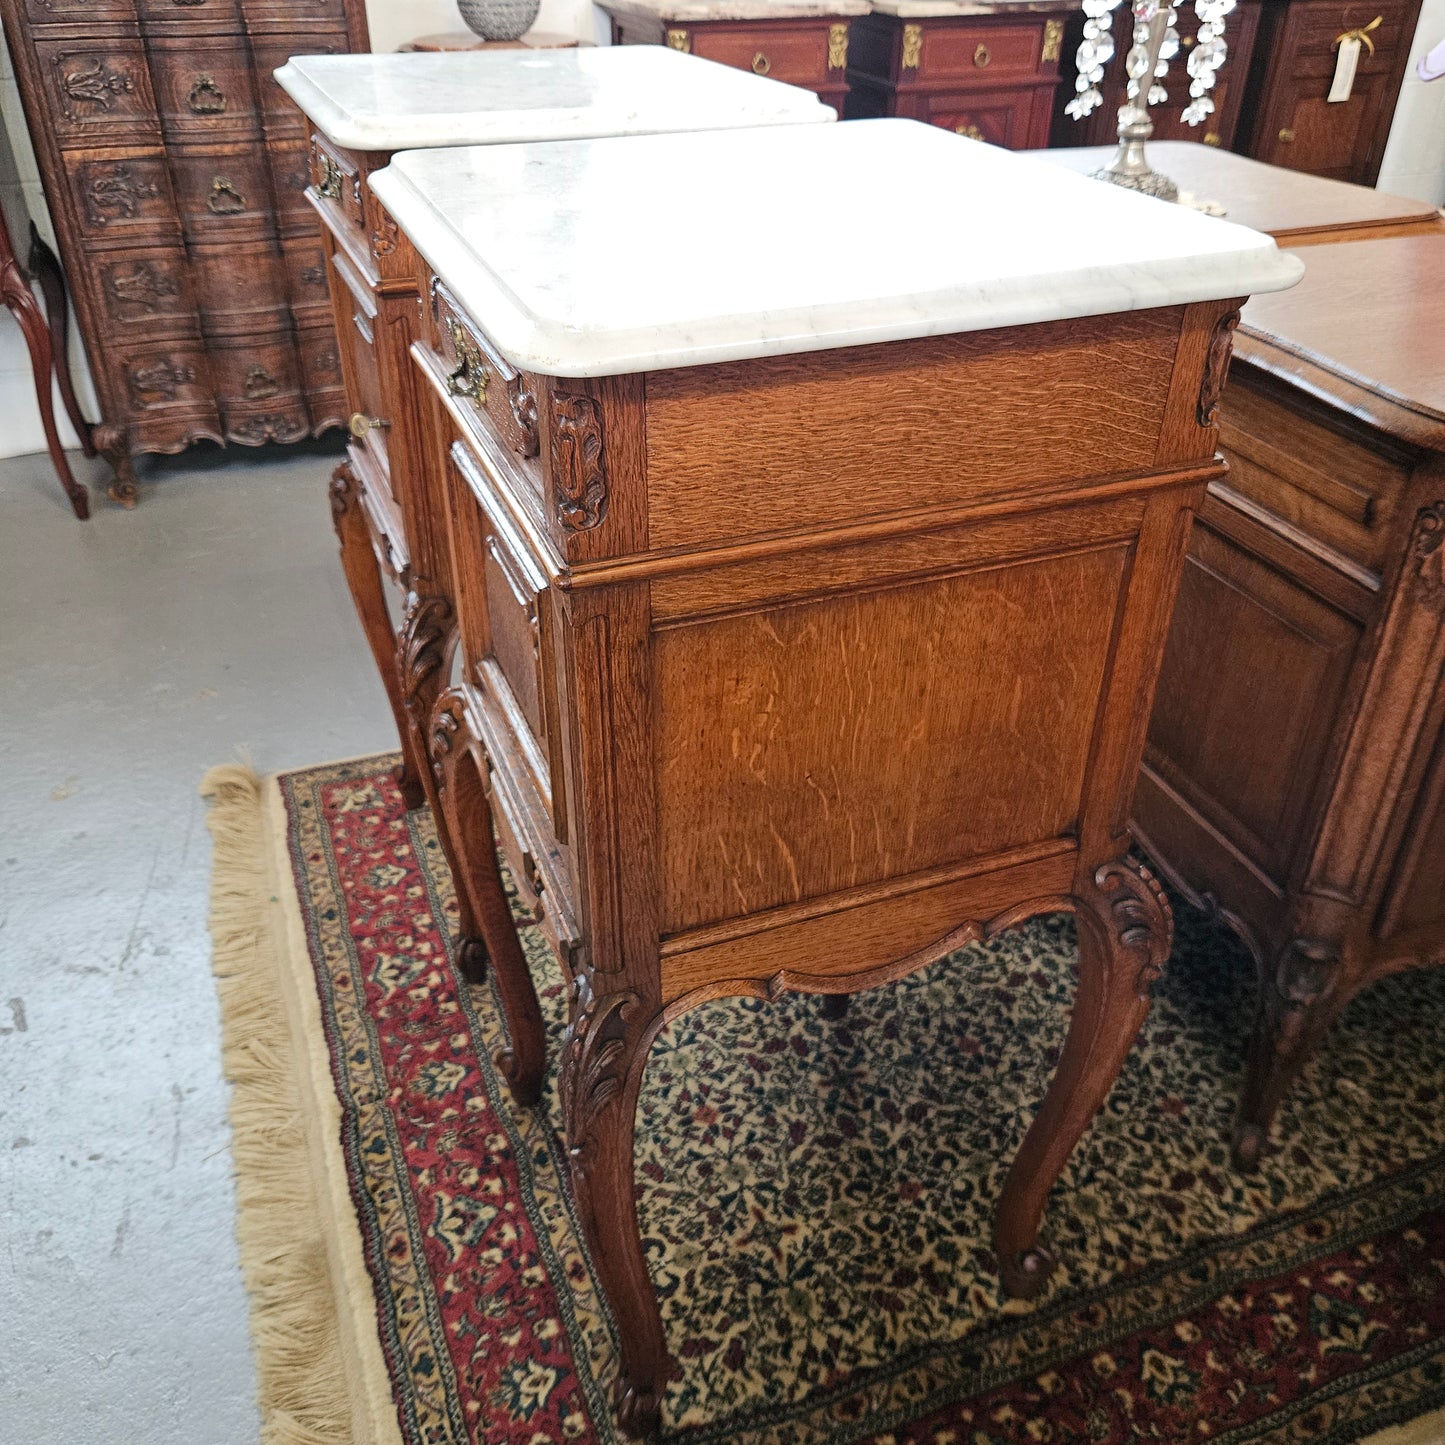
[1377,0,1445,204]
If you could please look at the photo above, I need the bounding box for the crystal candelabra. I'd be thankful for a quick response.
[1065,0,1237,203]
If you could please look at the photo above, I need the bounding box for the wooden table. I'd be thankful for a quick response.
[1134,232,1445,1170]
[274,47,833,948]
[371,118,1300,1435]
[1036,140,1444,245]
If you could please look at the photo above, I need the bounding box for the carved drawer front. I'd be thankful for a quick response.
[97,246,198,332]
[21,0,137,25]
[117,340,215,414]
[906,20,1049,81]
[446,440,563,834]
[924,88,1052,148]
[281,234,333,326]
[208,333,304,407]
[296,321,347,415]
[687,21,837,87]
[188,240,292,336]
[170,148,276,240]
[431,279,542,477]
[146,36,258,139]
[330,249,386,465]
[250,29,351,130]
[70,152,181,245]
[266,136,317,228]
[245,0,350,21]
[309,134,366,247]
[1219,379,1403,575]
[35,40,160,146]
[133,0,242,23]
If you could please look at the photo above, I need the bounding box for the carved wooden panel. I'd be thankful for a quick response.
[120,343,213,410]
[70,153,181,243]
[169,149,275,240]
[35,40,159,142]
[97,248,197,330]
[644,310,1182,550]
[145,35,258,139]
[1146,515,1364,882]
[655,540,1130,931]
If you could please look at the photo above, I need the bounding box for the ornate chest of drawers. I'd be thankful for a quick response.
[371,118,1300,1434]
[0,0,367,502]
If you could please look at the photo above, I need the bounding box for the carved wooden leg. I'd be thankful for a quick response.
[2,254,90,520]
[820,994,850,1021]
[92,423,138,509]
[328,463,426,810]
[430,688,545,1106]
[561,976,670,1437]
[1233,936,1348,1171]
[993,856,1171,1299]
[27,223,95,458]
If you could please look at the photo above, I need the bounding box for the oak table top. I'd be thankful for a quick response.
[1032,141,1443,245]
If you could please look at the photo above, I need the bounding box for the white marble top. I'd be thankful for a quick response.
[869,0,1079,14]
[273,47,834,153]
[369,118,1303,378]
[600,0,869,19]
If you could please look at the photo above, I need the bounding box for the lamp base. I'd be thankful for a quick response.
[1089,162,1180,203]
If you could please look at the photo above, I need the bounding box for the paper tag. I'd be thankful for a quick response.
[1329,36,1361,103]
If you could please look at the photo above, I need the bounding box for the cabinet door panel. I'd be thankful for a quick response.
[924,86,1052,147]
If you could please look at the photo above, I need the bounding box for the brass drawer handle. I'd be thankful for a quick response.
[1203,131,1221,146]
[315,151,344,201]
[955,122,984,140]
[974,43,990,67]
[207,176,245,214]
[348,412,389,438]
[752,51,770,75]
[445,319,489,405]
[1278,127,1296,143]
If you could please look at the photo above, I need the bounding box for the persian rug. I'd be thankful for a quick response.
[204,755,1445,1445]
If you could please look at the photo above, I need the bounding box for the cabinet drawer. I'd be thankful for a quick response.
[447,440,564,837]
[689,22,838,86]
[298,323,346,412]
[309,133,367,250]
[208,334,306,414]
[146,35,259,139]
[118,340,215,414]
[431,278,543,473]
[21,0,135,24]
[251,29,351,130]
[170,148,276,241]
[282,234,332,325]
[34,40,160,147]
[70,152,180,246]
[134,0,241,21]
[96,246,199,334]
[189,240,292,334]
[923,86,1052,148]
[911,22,1047,81]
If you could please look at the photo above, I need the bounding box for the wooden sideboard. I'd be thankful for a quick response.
[372,119,1299,1435]
[1134,232,1445,1169]
[0,0,367,503]
[599,0,870,113]
[845,0,1075,146]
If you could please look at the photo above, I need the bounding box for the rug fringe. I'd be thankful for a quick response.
[201,764,354,1445]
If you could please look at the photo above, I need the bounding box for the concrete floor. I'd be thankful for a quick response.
[0,442,397,1444]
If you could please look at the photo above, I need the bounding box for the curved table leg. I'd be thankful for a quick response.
[429,687,545,1107]
[328,463,426,810]
[2,254,89,520]
[560,977,670,1437]
[1233,936,1348,1171]
[27,223,95,458]
[993,856,1171,1298]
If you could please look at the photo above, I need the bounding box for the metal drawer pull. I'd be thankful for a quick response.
[315,151,344,201]
[1278,127,1296,143]
[445,320,489,405]
[974,43,990,66]
[752,52,770,74]
[348,412,389,438]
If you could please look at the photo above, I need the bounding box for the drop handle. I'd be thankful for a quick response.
[751,51,770,74]
[974,43,991,66]
[349,412,389,438]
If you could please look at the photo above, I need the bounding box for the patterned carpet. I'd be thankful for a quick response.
[279,755,1445,1444]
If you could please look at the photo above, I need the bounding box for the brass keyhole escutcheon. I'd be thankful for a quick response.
[974,43,990,66]
[315,151,344,200]
[752,51,771,74]
[349,412,389,438]
[1278,127,1296,143]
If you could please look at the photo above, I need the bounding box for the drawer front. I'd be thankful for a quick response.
[251,28,351,129]
[134,0,241,21]
[22,0,136,24]
[309,134,366,248]
[208,334,306,413]
[431,279,542,472]
[689,21,837,86]
[170,148,276,241]
[96,246,199,333]
[34,39,159,146]
[146,36,259,139]
[119,340,215,414]
[446,440,563,832]
[189,240,293,335]
[910,21,1048,81]
[281,234,333,325]
[245,0,350,21]
[267,136,316,228]
[924,86,1052,148]
[70,152,181,246]
[297,321,347,414]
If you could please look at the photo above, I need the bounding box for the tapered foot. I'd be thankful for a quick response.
[998,1243,1058,1300]
[615,1375,663,1439]
[457,936,487,985]
[820,993,849,1021]
[95,425,138,508]
[1231,1123,1265,1172]
[393,760,426,812]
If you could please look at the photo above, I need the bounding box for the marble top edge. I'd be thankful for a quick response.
[273,48,834,152]
[371,120,1303,379]
[869,0,1082,14]
[599,0,871,19]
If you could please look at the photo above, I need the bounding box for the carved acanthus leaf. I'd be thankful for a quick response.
[551,392,608,532]
[509,380,540,459]
[1093,858,1173,998]
[1196,307,1241,428]
[396,592,455,716]
[1413,501,1445,612]
[428,690,466,785]
[559,976,640,1177]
